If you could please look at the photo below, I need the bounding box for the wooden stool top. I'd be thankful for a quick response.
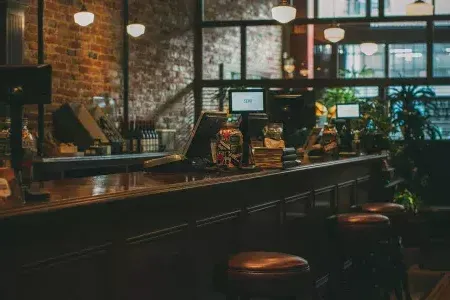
[228,252,310,273]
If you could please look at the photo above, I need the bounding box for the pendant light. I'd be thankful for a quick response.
[360,42,378,56]
[324,0,345,43]
[272,0,297,24]
[406,0,433,16]
[74,4,95,27]
[324,24,345,43]
[127,19,146,38]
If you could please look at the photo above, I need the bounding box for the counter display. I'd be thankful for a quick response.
[0,154,385,300]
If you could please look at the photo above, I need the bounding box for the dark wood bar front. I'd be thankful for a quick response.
[0,154,385,300]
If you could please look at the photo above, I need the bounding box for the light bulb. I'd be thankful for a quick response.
[272,0,297,24]
[360,43,378,56]
[127,23,145,38]
[406,0,433,16]
[324,25,345,43]
[74,5,94,27]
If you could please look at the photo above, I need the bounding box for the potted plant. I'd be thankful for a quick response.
[388,85,441,201]
[393,188,421,214]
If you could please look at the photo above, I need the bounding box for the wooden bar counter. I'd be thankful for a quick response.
[0,154,386,300]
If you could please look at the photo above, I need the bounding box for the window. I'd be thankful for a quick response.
[314,44,333,78]
[389,44,427,78]
[338,44,386,78]
[434,44,450,77]
[388,86,450,140]
[317,0,367,18]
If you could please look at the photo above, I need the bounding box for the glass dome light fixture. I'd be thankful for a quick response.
[360,42,378,56]
[324,23,345,43]
[127,19,146,38]
[272,0,297,24]
[406,0,433,16]
[74,4,95,27]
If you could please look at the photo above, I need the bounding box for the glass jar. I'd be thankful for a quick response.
[215,121,243,168]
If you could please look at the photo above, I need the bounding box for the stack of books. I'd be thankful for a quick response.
[252,147,299,169]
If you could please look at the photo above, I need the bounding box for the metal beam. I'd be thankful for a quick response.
[201,77,450,89]
[201,14,450,28]
[37,0,44,156]
[123,0,129,131]
[193,0,203,120]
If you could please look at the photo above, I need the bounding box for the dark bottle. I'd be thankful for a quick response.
[121,121,130,154]
[143,122,150,153]
[131,120,139,154]
[138,121,145,154]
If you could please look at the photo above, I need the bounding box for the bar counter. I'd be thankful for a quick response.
[0,154,386,300]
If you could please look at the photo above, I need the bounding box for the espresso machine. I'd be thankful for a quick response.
[0,64,52,201]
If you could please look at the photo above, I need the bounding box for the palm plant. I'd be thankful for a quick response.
[388,85,441,202]
[389,85,441,141]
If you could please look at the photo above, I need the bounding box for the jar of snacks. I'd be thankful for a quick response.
[215,122,243,168]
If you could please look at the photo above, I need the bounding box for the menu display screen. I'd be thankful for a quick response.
[336,104,360,119]
[229,90,266,113]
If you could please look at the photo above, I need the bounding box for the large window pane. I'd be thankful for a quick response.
[435,0,450,15]
[203,27,241,80]
[203,0,277,21]
[246,26,283,79]
[384,0,432,16]
[433,44,450,77]
[338,44,386,78]
[389,44,426,78]
[318,0,367,18]
[314,44,333,78]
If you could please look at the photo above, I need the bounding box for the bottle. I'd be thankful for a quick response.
[131,120,138,154]
[151,129,156,152]
[143,122,149,153]
[154,129,159,153]
[121,121,129,154]
[139,121,146,154]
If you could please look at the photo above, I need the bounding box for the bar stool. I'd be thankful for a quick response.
[327,213,393,300]
[354,203,411,300]
[223,251,312,299]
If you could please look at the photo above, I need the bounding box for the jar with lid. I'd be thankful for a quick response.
[215,120,243,168]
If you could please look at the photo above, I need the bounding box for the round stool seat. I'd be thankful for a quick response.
[329,213,390,241]
[334,213,390,226]
[227,252,311,297]
[361,203,405,214]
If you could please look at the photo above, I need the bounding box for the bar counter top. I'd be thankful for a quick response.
[0,154,385,219]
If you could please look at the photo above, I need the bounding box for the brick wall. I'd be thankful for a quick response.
[24,0,123,105]
[22,0,282,150]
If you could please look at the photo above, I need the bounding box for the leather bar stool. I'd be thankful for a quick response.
[327,213,393,300]
[354,203,411,300]
[224,252,311,299]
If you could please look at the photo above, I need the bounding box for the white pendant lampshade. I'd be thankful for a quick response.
[324,24,345,43]
[127,20,146,38]
[360,42,378,56]
[74,4,94,27]
[406,0,433,16]
[272,0,297,24]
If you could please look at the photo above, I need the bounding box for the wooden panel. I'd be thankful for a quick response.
[125,225,190,300]
[17,247,109,300]
[241,200,281,252]
[194,212,240,300]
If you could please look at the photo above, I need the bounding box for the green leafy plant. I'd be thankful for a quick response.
[389,85,441,141]
[393,188,421,213]
[321,87,358,109]
[389,85,441,200]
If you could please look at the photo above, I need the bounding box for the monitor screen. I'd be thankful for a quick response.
[229,89,266,113]
[336,103,360,119]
